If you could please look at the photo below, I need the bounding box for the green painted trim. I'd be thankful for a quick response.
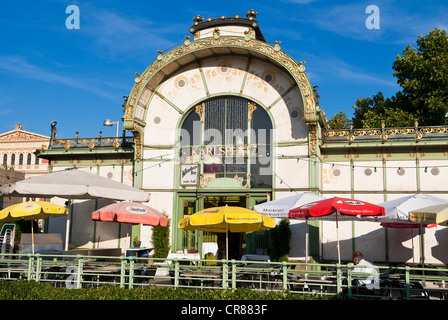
[155,91,184,115]
[382,158,387,202]
[308,154,320,261]
[131,159,144,243]
[239,56,251,95]
[267,83,297,111]
[197,61,210,97]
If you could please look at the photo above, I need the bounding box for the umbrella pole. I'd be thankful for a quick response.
[420,223,425,273]
[336,212,341,264]
[64,200,72,251]
[31,220,34,255]
[305,218,309,270]
[226,228,229,261]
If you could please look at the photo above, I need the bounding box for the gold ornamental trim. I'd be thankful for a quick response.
[324,125,448,142]
[123,36,317,135]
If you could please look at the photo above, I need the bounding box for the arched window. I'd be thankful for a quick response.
[180,96,273,188]
[27,153,32,165]
[11,154,15,165]
[2,154,7,165]
[19,154,24,165]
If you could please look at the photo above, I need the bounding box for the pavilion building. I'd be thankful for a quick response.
[36,11,448,265]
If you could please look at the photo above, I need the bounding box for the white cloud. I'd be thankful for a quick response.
[304,2,448,44]
[81,7,179,56]
[0,55,116,100]
[303,53,397,88]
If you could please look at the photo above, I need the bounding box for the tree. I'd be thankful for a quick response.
[268,219,291,262]
[392,28,448,126]
[352,92,415,128]
[329,28,448,128]
[152,213,170,259]
[328,110,351,129]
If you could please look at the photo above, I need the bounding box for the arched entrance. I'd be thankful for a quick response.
[174,96,273,258]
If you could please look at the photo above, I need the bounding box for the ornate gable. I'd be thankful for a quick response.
[0,123,50,142]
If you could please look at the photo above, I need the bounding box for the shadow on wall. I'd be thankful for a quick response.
[290,220,448,265]
[48,198,132,249]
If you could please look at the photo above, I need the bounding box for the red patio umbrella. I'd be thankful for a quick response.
[289,197,385,219]
[92,202,168,226]
[289,197,385,263]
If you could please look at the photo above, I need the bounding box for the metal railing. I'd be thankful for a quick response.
[1,253,447,300]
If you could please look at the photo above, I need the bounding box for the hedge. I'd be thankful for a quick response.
[0,280,341,300]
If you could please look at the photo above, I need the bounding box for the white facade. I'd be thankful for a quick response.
[37,13,448,265]
[0,123,50,178]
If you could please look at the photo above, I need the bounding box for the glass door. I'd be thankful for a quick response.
[175,196,198,252]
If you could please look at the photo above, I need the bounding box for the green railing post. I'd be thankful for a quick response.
[174,259,180,288]
[230,260,235,290]
[336,263,343,296]
[405,266,411,300]
[27,254,34,281]
[35,254,42,282]
[120,256,127,288]
[282,261,288,291]
[347,264,353,298]
[128,257,135,289]
[76,255,83,289]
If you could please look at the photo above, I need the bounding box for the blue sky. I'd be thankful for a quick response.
[1,0,447,138]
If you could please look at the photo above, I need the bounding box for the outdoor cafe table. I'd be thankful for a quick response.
[179,269,221,288]
[291,275,336,294]
[82,265,122,287]
[0,265,31,279]
[167,252,201,264]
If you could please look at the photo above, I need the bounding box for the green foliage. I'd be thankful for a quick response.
[328,110,351,129]
[0,280,337,300]
[392,28,448,126]
[351,92,415,128]
[152,213,170,259]
[268,219,291,262]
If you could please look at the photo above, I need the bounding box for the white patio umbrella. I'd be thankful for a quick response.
[252,193,326,264]
[0,169,150,250]
[375,194,448,266]
[375,194,448,227]
[252,193,326,218]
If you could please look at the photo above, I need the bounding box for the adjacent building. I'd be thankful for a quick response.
[0,123,49,179]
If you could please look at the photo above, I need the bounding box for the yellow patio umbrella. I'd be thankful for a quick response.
[0,201,68,254]
[178,206,275,260]
[409,204,448,226]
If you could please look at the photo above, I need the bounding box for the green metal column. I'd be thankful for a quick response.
[308,153,320,263]
[132,158,143,246]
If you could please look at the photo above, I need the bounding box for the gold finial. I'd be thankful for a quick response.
[135,72,142,83]
[246,9,258,19]
[15,122,22,130]
[193,15,204,25]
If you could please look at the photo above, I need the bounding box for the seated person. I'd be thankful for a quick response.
[351,251,380,294]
